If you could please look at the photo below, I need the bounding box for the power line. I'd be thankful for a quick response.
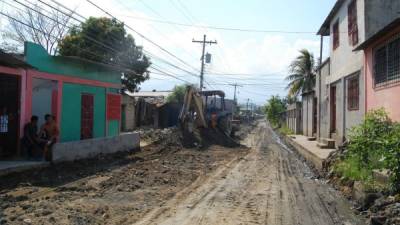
[118,15,317,34]
[86,0,200,74]
[33,0,201,80]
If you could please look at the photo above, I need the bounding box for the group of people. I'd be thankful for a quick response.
[22,114,59,161]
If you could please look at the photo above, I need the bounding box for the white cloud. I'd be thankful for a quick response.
[0,0,327,104]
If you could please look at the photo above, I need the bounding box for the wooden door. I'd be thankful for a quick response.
[330,86,337,133]
[81,94,94,140]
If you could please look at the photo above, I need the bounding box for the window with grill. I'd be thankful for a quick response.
[347,76,359,110]
[347,0,358,46]
[333,20,340,50]
[373,35,400,86]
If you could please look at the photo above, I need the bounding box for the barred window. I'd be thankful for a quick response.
[347,76,359,110]
[347,0,358,46]
[333,21,340,50]
[374,35,400,86]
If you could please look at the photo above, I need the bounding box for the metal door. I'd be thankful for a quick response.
[81,94,94,140]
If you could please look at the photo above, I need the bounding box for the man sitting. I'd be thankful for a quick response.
[40,114,59,162]
[22,116,43,160]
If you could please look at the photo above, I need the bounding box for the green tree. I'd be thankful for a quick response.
[166,85,187,104]
[58,17,150,92]
[264,95,286,127]
[286,49,316,97]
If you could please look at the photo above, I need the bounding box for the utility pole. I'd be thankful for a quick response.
[192,35,217,90]
[230,83,242,104]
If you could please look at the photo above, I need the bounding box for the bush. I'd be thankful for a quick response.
[264,95,286,127]
[338,108,400,193]
[279,125,293,135]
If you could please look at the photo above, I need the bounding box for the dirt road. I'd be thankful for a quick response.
[0,122,363,225]
[134,121,363,225]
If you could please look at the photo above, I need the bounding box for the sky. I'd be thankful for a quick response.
[0,0,337,105]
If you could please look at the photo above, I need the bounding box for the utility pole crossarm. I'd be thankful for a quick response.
[192,34,217,90]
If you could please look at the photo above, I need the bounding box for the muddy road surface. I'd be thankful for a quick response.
[134,121,363,225]
[0,121,363,225]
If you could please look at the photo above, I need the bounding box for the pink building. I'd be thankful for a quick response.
[356,19,400,121]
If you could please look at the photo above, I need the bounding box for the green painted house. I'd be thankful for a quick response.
[24,42,122,142]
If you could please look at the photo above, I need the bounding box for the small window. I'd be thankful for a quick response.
[348,0,359,46]
[347,76,359,110]
[333,20,340,50]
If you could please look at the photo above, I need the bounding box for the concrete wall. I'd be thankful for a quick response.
[121,95,136,131]
[25,42,121,84]
[32,78,57,126]
[328,0,365,83]
[365,0,400,39]
[302,93,315,137]
[286,103,302,134]
[53,132,140,162]
[329,70,365,146]
[316,59,331,141]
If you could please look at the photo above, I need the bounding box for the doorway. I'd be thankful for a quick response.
[0,74,20,159]
[330,86,337,134]
[312,97,317,135]
[81,94,94,140]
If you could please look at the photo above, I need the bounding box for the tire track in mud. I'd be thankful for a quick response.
[133,121,363,225]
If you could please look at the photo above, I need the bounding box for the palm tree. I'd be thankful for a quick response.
[285,49,316,97]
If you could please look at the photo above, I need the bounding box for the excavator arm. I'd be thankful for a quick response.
[179,86,207,128]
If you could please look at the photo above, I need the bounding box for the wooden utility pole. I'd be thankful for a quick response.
[192,35,217,90]
[229,83,242,103]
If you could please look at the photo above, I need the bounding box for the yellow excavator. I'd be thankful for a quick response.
[178,86,236,147]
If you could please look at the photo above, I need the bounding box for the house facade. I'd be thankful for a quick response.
[25,42,122,142]
[317,0,366,147]
[316,0,400,147]
[0,42,123,159]
[356,19,400,121]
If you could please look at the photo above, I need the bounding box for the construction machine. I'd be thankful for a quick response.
[179,86,236,147]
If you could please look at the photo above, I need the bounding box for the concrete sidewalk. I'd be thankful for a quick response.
[284,135,336,172]
[0,161,49,176]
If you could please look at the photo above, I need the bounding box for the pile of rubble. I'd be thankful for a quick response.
[366,195,400,225]
[139,127,182,147]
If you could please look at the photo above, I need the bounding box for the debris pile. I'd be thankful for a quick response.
[364,195,400,225]
[139,127,182,147]
[322,143,400,225]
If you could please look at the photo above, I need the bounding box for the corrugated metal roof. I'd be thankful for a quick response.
[125,91,172,98]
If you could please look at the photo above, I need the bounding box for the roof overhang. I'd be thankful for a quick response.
[0,50,33,68]
[317,0,346,36]
[354,18,400,51]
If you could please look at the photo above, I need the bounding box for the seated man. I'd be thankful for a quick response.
[40,114,60,162]
[22,116,42,160]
